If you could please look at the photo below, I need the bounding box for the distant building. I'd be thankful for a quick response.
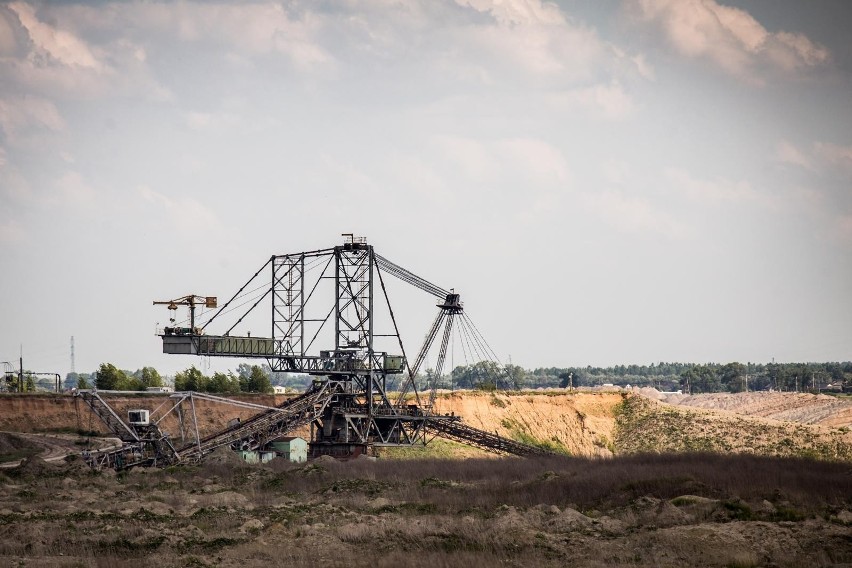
[268,436,308,463]
[272,385,287,394]
[238,450,276,464]
[146,386,174,393]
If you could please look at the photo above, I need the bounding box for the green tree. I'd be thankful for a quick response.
[207,371,240,394]
[76,374,91,389]
[504,364,527,390]
[680,365,722,394]
[96,363,125,390]
[174,366,207,391]
[64,372,78,390]
[720,362,746,392]
[452,361,503,390]
[24,374,35,392]
[245,365,272,393]
[138,367,163,389]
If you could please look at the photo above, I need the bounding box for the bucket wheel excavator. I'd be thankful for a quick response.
[77,236,552,469]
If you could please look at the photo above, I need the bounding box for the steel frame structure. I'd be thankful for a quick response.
[70,236,552,470]
[157,236,464,457]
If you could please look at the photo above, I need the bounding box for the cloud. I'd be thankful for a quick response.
[631,0,829,80]
[0,3,173,102]
[581,190,688,239]
[0,218,24,243]
[0,150,30,204]
[814,142,852,173]
[433,135,499,184]
[51,171,95,206]
[432,134,570,186]
[775,139,852,175]
[665,167,761,205]
[452,0,609,82]
[0,96,65,140]
[138,185,220,236]
[8,2,103,70]
[775,140,814,171]
[548,81,635,120]
[496,137,570,183]
[107,2,335,72]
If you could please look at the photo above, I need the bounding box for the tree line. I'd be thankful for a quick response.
[67,363,276,394]
[416,361,852,394]
[51,360,852,396]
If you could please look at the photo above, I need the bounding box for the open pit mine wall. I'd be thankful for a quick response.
[0,391,624,458]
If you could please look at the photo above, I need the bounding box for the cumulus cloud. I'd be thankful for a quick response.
[814,142,852,173]
[775,139,852,175]
[0,218,24,243]
[51,171,96,206]
[8,2,103,70]
[432,134,570,186]
[775,140,814,171]
[631,0,829,80]
[138,185,220,236]
[433,135,500,184]
[548,81,634,120]
[581,190,688,239]
[665,167,760,204]
[0,96,65,141]
[452,0,609,82]
[496,137,570,183]
[0,3,173,101]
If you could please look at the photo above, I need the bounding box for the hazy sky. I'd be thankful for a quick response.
[1,0,851,377]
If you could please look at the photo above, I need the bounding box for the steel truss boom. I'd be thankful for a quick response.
[139,236,557,467]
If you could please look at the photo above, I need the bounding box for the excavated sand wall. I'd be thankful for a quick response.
[0,391,622,457]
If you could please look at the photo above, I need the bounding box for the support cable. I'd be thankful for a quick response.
[202,256,273,331]
[374,254,449,299]
[375,264,419,408]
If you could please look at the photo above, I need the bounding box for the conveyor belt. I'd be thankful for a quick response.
[429,419,555,457]
[175,382,339,462]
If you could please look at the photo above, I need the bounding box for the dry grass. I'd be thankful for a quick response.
[0,451,849,567]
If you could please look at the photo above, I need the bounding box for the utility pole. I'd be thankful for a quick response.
[70,336,76,378]
[19,345,23,393]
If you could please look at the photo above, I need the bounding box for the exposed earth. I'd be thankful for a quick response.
[0,389,850,567]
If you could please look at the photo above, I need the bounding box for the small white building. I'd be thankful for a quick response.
[146,386,174,393]
[272,385,288,394]
[269,436,308,463]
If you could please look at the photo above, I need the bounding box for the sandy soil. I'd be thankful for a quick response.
[0,451,848,567]
[659,391,852,427]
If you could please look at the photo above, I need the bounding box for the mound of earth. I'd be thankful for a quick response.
[0,432,37,454]
[661,391,852,427]
[202,445,249,467]
[10,455,61,478]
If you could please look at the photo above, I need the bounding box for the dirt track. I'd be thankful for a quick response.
[0,432,120,468]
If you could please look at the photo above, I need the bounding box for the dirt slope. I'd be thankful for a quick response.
[661,391,852,427]
[616,394,852,460]
[431,391,620,456]
[2,390,852,462]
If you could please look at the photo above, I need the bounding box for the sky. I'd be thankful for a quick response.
[1,0,851,377]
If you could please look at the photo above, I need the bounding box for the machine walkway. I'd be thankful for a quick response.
[175,382,339,462]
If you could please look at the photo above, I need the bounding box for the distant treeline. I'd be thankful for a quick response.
[505,361,852,394]
[62,363,279,394]
[47,360,852,396]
